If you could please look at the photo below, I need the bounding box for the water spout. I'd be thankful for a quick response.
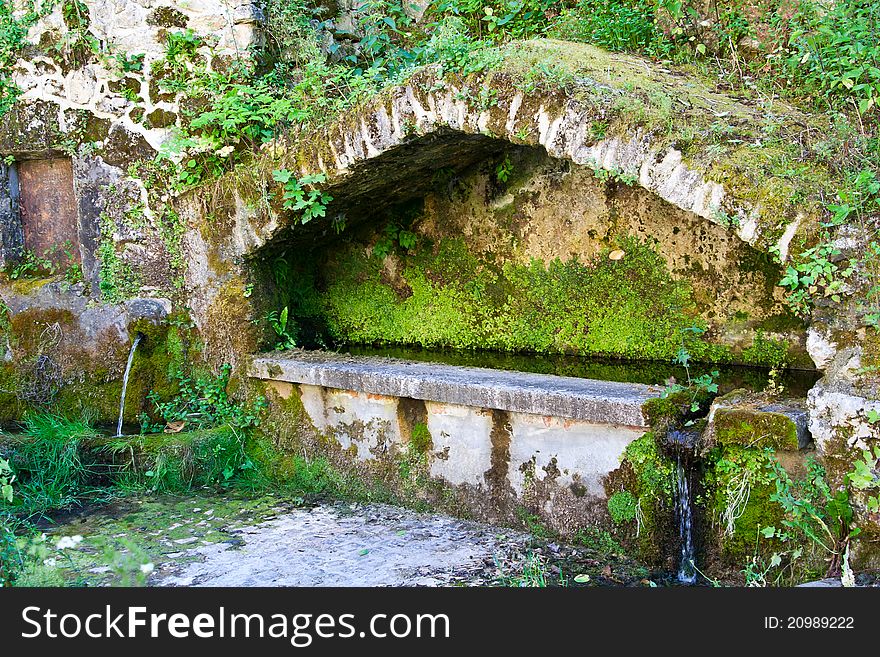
[116,333,142,438]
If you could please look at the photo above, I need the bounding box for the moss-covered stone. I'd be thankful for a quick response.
[699,443,816,580]
[713,408,800,451]
[641,388,714,431]
[708,389,808,451]
[306,235,714,362]
[609,432,677,566]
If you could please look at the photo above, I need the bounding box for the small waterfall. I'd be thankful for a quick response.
[665,429,699,584]
[675,455,696,584]
[116,333,142,438]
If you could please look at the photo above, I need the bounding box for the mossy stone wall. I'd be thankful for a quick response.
[283,148,808,367]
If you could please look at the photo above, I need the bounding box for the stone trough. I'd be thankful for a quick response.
[250,350,663,527]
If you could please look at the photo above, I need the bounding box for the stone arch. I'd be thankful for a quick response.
[182,42,838,377]
[179,45,826,372]
[249,57,808,261]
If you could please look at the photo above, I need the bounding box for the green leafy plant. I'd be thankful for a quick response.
[847,444,880,513]
[495,154,514,183]
[266,306,297,350]
[779,169,879,320]
[0,456,17,585]
[0,1,46,116]
[6,249,53,279]
[0,457,13,504]
[784,0,880,115]
[779,239,854,315]
[142,364,267,434]
[607,490,638,524]
[372,222,419,259]
[272,169,333,224]
[550,0,673,58]
[662,326,719,413]
[0,514,22,587]
[590,163,637,186]
[760,455,857,580]
[431,1,557,42]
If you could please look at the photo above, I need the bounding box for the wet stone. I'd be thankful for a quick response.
[36,494,652,587]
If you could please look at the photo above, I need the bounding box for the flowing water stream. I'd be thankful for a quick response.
[665,429,701,584]
[675,456,697,584]
[116,333,142,438]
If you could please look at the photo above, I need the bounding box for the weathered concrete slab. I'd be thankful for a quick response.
[250,350,662,427]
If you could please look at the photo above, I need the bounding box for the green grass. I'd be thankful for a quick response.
[0,408,360,586]
[3,413,104,515]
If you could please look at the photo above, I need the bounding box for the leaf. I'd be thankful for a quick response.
[769,553,782,568]
[608,249,625,261]
[760,526,776,538]
[573,573,591,583]
[272,169,292,184]
[164,420,187,434]
[1,483,12,502]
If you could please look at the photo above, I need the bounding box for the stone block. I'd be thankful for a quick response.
[708,390,811,451]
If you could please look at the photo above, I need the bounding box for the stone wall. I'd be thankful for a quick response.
[301,145,809,366]
[0,1,264,411]
[0,0,263,291]
[12,0,261,155]
[252,350,658,534]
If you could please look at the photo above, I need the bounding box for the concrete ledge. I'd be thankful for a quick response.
[250,350,662,427]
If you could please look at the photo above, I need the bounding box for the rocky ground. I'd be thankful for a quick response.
[29,493,652,587]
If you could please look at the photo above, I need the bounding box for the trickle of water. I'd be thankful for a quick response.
[116,333,142,438]
[676,455,697,584]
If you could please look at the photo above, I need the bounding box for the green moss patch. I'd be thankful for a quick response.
[708,390,806,452]
[615,432,676,564]
[712,408,800,451]
[316,235,703,361]
[641,387,714,430]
